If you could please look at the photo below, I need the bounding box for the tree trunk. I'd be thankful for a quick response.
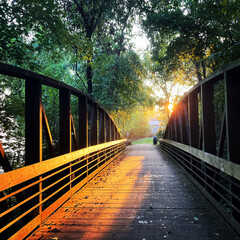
[86,31,93,97]
[87,61,93,96]
[195,61,202,82]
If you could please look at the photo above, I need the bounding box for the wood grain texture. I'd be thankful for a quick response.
[29,145,238,240]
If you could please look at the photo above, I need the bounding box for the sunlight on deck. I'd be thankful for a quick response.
[30,155,150,239]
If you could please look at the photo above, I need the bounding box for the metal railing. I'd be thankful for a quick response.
[0,62,126,239]
[160,59,240,235]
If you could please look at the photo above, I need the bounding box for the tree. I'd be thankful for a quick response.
[0,0,72,66]
[63,0,143,96]
[142,0,240,81]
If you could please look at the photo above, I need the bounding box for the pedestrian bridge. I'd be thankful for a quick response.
[0,60,240,239]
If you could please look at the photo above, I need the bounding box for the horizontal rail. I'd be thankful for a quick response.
[0,139,125,192]
[160,139,240,181]
[0,61,121,171]
[0,62,91,101]
[0,139,126,239]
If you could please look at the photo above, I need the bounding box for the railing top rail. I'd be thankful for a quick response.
[0,61,105,111]
[160,139,240,181]
[182,58,240,97]
[0,139,126,192]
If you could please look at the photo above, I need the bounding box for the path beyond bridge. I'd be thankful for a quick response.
[29,145,238,240]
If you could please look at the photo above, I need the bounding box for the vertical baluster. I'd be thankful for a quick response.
[79,96,88,148]
[188,91,199,148]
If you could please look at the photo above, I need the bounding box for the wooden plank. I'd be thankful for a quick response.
[28,144,238,240]
[0,140,126,191]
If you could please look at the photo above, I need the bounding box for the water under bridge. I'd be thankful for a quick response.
[0,60,240,239]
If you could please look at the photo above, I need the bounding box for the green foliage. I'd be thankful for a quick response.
[93,50,153,111]
[0,0,73,65]
[0,0,156,172]
[111,105,155,139]
[142,0,240,80]
[0,77,25,168]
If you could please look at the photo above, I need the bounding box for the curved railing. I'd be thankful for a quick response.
[0,62,126,239]
[160,59,240,234]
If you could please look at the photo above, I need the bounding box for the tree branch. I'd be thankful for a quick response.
[73,0,90,32]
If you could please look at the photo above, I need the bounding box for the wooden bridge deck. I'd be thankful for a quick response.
[29,144,239,240]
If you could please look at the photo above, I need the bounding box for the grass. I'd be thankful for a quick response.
[132,137,154,145]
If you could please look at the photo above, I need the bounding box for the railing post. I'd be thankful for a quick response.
[25,80,43,225]
[181,99,189,145]
[25,80,42,165]
[169,120,174,140]
[99,109,105,144]
[111,121,115,141]
[201,82,217,195]
[225,68,240,163]
[59,88,71,154]
[106,117,111,142]
[173,112,180,142]
[79,96,88,148]
[90,103,98,146]
[201,83,216,154]
[188,91,199,148]
[225,67,240,221]
[115,127,118,140]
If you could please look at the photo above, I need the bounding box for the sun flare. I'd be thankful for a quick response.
[168,103,174,111]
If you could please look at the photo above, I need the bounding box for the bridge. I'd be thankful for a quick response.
[0,60,240,239]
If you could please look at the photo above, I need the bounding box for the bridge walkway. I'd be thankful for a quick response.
[29,144,238,240]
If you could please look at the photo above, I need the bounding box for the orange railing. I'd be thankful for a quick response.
[0,140,126,239]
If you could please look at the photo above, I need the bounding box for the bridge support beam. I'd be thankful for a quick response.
[79,96,88,148]
[89,103,98,146]
[59,88,71,154]
[225,67,240,221]
[106,117,111,142]
[25,80,42,165]
[188,91,199,148]
[201,83,216,155]
[225,68,240,163]
[99,109,105,144]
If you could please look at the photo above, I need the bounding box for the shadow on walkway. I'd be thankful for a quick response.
[29,144,239,240]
